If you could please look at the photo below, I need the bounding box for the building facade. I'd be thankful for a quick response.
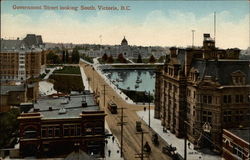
[18,93,106,158]
[155,34,250,150]
[0,83,38,112]
[0,34,46,82]
[222,128,249,160]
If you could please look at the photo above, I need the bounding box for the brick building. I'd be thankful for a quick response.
[0,34,46,82]
[0,83,38,112]
[155,34,250,150]
[222,128,249,160]
[18,93,106,158]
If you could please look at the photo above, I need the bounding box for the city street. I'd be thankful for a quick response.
[80,60,171,160]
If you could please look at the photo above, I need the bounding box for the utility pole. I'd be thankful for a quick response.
[184,121,187,160]
[102,84,107,108]
[117,107,127,158]
[148,91,151,128]
[135,130,149,160]
[92,67,95,92]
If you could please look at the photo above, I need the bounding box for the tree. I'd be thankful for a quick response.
[46,51,61,64]
[117,53,127,63]
[157,56,165,63]
[102,53,108,62]
[107,55,114,63]
[137,54,142,63]
[0,108,20,148]
[149,55,156,63]
[65,50,69,63]
[62,50,66,63]
[71,48,80,63]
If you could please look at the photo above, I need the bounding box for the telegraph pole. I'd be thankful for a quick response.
[102,84,106,108]
[148,91,151,128]
[117,107,127,157]
[184,121,187,160]
[135,130,149,160]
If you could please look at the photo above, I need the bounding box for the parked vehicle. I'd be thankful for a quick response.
[136,121,142,132]
[108,101,117,114]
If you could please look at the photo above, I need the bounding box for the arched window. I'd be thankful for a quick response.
[23,126,37,138]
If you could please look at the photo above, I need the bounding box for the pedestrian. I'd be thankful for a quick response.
[112,136,115,143]
[144,107,146,111]
[108,149,111,157]
[105,139,108,145]
[188,142,191,149]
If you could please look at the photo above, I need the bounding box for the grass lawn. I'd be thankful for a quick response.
[49,74,84,93]
[54,66,81,74]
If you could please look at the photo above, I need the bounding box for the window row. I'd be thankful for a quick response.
[41,125,81,138]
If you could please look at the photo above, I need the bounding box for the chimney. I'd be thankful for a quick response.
[184,48,194,76]
[170,47,177,58]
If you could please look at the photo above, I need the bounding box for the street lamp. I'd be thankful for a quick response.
[145,91,151,128]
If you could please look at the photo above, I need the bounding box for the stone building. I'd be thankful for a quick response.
[18,93,106,158]
[0,34,46,82]
[155,34,250,150]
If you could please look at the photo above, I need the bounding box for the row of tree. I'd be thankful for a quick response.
[101,53,160,64]
[47,48,80,64]
[102,53,127,63]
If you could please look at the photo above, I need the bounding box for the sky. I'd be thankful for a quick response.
[1,0,249,49]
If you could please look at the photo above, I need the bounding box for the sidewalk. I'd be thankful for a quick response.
[137,110,221,160]
[104,121,124,160]
[80,64,92,92]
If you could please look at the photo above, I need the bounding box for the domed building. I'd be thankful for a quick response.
[121,36,128,46]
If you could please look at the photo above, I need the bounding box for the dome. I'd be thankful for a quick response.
[121,36,128,46]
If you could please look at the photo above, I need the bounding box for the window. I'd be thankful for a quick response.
[42,128,47,137]
[203,95,212,104]
[235,95,243,103]
[202,111,212,123]
[23,127,37,139]
[48,127,53,137]
[232,144,244,159]
[54,127,60,137]
[63,126,70,136]
[223,111,232,122]
[76,126,81,136]
[223,95,231,104]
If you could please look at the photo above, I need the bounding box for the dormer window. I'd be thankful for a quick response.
[231,70,246,85]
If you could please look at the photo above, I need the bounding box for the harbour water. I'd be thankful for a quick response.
[103,69,155,94]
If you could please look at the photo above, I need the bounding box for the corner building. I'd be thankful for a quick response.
[155,34,250,150]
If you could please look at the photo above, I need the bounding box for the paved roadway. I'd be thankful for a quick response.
[80,61,171,160]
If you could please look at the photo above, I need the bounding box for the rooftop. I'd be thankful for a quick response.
[0,85,26,95]
[227,128,250,144]
[32,94,100,120]
[1,34,44,52]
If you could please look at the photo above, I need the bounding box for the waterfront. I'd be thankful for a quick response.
[103,69,155,94]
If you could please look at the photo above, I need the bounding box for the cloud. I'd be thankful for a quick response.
[1,9,249,49]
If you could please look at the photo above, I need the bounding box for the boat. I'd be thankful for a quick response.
[136,79,142,83]
[135,84,139,88]
[116,78,124,82]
